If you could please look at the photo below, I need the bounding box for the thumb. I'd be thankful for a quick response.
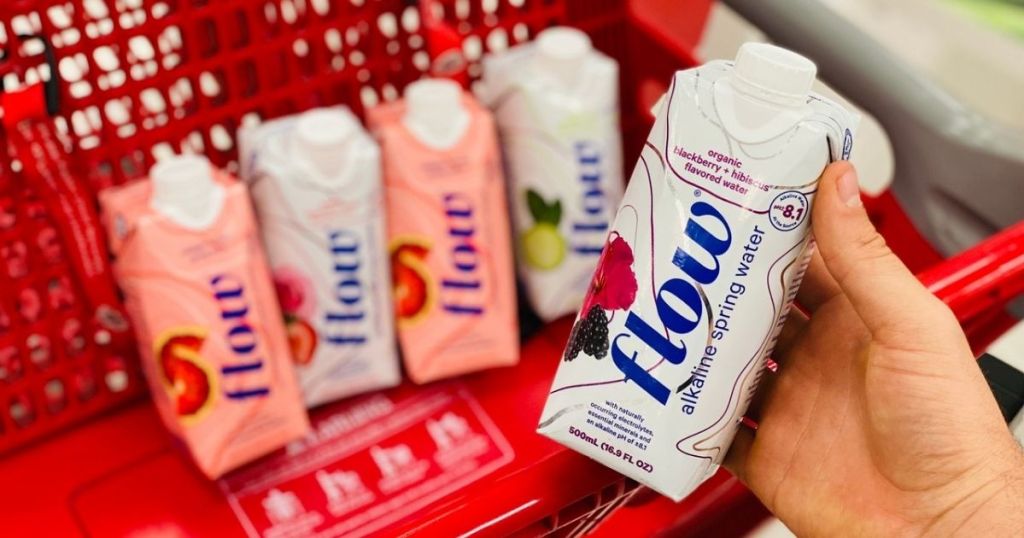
[811,162,946,341]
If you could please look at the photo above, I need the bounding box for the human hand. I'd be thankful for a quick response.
[725,162,1024,536]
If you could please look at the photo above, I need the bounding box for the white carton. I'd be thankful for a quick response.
[538,43,858,500]
[240,107,401,407]
[479,27,624,321]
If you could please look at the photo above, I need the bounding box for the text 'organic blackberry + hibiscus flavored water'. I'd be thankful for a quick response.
[538,43,858,501]
[101,156,309,478]
[479,27,624,321]
[240,107,401,407]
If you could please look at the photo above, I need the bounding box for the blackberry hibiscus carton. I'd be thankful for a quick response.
[537,43,858,501]
[479,27,624,321]
[239,107,401,407]
[368,79,518,383]
[101,155,309,479]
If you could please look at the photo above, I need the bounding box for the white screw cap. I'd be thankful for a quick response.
[296,108,360,149]
[405,78,463,114]
[149,154,223,228]
[533,27,593,88]
[733,42,816,105]
[536,26,592,62]
[403,78,469,150]
[295,108,361,179]
[151,154,216,202]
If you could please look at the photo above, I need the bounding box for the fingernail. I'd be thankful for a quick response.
[837,169,862,208]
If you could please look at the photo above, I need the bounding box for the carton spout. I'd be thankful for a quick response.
[150,154,225,229]
[533,27,592,88]
[294,108,361,180]
[403,78,469,150]
[732,42,817,107]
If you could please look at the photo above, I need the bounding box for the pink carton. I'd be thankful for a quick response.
[101,156,309,478]
[368,80,519,383]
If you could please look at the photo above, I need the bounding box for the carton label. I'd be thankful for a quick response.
[324,230,367,346]
[440,192,484,316]
[211,273,271,399]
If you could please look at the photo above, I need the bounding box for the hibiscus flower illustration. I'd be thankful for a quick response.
[581,232,638,314]
[565,233,638,362]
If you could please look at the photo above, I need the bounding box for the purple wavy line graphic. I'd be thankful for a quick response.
[644,147,669,368]
[765,240,805,323]
[619,204,641,250]
[675,239,805,462]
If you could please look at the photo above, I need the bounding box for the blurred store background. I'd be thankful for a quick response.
[727,3,1024,536]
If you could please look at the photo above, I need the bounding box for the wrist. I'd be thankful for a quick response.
[925,446,1024,536]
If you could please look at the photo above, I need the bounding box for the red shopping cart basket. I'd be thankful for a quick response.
[0,0,712,455]
[0,0,1022,537]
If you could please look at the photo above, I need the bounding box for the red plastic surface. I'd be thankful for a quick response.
[0,2,719,533]
[0,109,145,454]
[920,220,1024,324]
[1,0,1022,536]
[591,473,770,538]
[0,319,622,537]
[920,219,1024,354]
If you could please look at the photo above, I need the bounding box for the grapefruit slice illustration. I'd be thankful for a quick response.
[286,317,318,365]
[154,327,216,423]
[390,236,435,325]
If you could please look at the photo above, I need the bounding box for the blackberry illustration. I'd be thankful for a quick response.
[564,306,610,361]
[563,320,585,362]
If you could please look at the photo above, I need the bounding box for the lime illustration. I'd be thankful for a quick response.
[521,189,566,270]
[557,111,602,140]
[523,223,566,269]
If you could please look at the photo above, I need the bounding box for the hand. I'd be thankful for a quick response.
[725,162,1024,536]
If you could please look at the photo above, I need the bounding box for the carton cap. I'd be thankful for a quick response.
[151,154,216,202]
[536,27,592,62]
[405,78,463,117]
[294,108,361,180]
[149,154,225,228]
[733,42,816,105]
[296,108,360,148]
[403,78,470,150]
[533,27,591,84]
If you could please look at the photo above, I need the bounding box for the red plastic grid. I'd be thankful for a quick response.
[0,0,712,458]
[0,129,143,453]
[0,0,637,185]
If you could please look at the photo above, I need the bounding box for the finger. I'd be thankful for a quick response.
[744,311,807,423]
[723,420,755,484]
[795,248,842,313]
[772,307,808,362]
[810,162,939,341]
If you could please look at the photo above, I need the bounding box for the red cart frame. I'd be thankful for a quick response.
[0,1,1020,536]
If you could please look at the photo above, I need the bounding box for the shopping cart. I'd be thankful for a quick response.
[0,0,1020,536]
[0,0,715,457]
